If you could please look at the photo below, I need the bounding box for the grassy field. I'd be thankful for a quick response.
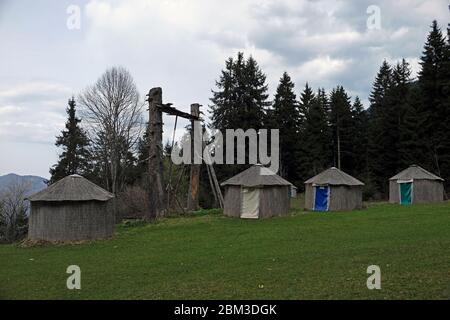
[0,199,449,300]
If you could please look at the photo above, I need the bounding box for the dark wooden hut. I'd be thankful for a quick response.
[27,174,115,241]
[304,167,364,211]
[221,164,293,219]
[389,165,444,205]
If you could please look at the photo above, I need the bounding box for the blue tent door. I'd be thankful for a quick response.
[399,182,412,205]
[314,186,329,211]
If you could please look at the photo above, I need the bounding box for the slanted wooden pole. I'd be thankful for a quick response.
[147,87,166,218]
[187,103,201,211]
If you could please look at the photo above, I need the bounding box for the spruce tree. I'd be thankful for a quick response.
[302,88,332,178]
[367,60,393,195]
[298,83,315,125]
[418,20,450,183]
[244,56,270,129]
[210,52,270,179]
[398,83,426,168]
[383,59,412,176]
[210,52,269,132]
[329,86,353,173]
[419,20,447,114]
[350,96,369,178]
[298,83,316,179]
[272,72,300,183]
[49,97,90,184]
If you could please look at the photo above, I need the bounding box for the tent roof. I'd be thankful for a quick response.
[28,174,114,202]
[221,164,293,187]
[389,165,444,181]
[304,167,364,186]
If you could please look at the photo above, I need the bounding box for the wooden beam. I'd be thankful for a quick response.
[187,103,201,212]
[156,103,201,121]
[147,87,166,218]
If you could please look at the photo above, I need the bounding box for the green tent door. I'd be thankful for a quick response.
[399,182,412,205]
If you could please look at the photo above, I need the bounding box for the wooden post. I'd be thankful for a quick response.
[147,87,166,218]
[187,103,201,211]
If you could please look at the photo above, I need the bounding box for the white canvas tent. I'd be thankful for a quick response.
[221,164,293,219]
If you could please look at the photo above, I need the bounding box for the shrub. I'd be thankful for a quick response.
[0,182,30,243]
[116,184,153,220]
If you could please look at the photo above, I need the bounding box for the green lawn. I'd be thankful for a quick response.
[0,200,449,300]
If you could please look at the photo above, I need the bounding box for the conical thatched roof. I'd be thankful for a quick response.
[221,164,293,187]
[28,175,114,202]
[304,167,364,186]
[389,165,444,181]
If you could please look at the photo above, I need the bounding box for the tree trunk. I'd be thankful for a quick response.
[187,104,201,211]
[147,87,166,219]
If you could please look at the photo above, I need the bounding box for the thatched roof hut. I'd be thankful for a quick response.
[27,174,115,241]
[389,165,444,205]
[304,167,364,211]
[221,164,293,219]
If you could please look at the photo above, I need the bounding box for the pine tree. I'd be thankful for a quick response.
[419,20,447,114]
[210,52,270,179]
[367,59,418,197]
[245,56,271,129]
[329,86,353,172]
[49,97,90,184]
[298,83,314,126]
[350,96,369,178]
[398,83,426,168]
[272,72,300,183]
[418,20,450,183]
[367,60,393,195]
[210,52,269,132]
[388,59,412,169]
[302,88,332,178]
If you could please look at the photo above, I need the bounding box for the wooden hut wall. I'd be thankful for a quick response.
[223,186,241,217]
[259,186,290,218]
[411,180,444,203]
[29,201,115,241]
[304,184,314,210]
[329,186,363,211]
[389,180,400,203]
[389,180,443,204]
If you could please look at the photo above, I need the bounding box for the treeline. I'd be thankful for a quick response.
[209,20,450,199]
[50,20,450,206]
[209,53,367,193]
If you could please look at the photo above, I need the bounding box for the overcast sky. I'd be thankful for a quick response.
[0,0,448,178]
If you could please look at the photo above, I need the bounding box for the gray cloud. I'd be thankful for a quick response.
[0,0,448,177]
[0,81,73,144]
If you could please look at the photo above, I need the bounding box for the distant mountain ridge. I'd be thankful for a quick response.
[0,173,47,197]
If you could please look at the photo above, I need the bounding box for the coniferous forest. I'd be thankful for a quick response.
[50,20,450,207]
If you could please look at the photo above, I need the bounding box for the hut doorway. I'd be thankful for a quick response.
[241,187,260,219]
[314,185,330,211]
[399,181,413,205]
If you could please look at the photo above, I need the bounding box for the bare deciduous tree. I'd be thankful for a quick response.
[0,181,30,243]
[79,66,144,194]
